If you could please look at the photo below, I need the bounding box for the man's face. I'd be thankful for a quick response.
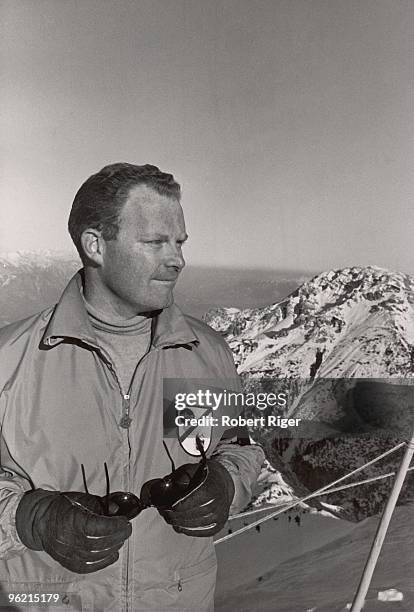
[98,185,187,316]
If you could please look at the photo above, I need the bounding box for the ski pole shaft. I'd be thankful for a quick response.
[350,428,414,611]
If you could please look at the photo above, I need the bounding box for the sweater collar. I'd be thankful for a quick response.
[42,270,199,349]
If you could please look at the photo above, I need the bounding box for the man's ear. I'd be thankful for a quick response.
[80,229,105,266]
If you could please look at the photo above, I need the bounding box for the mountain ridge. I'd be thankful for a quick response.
[204,265,414,520]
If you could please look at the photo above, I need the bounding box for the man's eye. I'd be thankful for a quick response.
[147,240,163,245]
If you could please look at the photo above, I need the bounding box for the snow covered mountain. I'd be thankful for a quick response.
[205,265,414,378]
[0,251,80,327]
[205,266,414,519]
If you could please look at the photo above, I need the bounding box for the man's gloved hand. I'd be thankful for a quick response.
[141,459,235,537]
[15,489,132,574]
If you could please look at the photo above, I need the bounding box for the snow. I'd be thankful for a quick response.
[377,588,403,602]
[215,508,355,606]
[319,501,342,516]
[215,504,414,611]
[0,249,77,265]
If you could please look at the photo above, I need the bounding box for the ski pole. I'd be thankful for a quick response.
[350,426,414,611]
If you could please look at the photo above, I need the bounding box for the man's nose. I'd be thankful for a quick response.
[164,243,185,270]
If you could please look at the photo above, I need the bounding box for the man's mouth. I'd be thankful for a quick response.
[152,275,180,282]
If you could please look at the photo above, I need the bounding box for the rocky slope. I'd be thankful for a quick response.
[205,266,414,519]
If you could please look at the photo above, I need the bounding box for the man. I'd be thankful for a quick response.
[0,163,264,611]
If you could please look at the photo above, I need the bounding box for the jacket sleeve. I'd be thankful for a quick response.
[212,440,265,514]
[0,464,31,558]
[0,392,32,558]
[0,326,34,558]
[210,338,266,514]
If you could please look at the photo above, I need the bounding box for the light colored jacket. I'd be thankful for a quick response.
[0,272,264,612]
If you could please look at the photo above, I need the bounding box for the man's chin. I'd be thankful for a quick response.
[151,289,174,311]
[135,286,175,313]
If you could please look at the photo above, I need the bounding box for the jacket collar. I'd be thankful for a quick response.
[42,270,199,349]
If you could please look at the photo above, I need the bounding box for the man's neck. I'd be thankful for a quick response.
[82,269,148,320]
[83,296,152,330]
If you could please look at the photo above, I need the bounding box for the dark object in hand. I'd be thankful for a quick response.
[84,463,144,521]
[141,437,235,537]
[16,490,132,574]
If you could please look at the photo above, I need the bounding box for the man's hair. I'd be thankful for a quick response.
[68,162,181,261]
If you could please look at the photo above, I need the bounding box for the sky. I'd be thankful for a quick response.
[1,0,414,273]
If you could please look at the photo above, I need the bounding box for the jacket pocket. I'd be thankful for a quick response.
[172,553,217,612]
[174,552,217,586]
[135,553,217,612]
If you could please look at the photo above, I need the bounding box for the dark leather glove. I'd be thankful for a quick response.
[16,489,132,574]
[141,459,235,537]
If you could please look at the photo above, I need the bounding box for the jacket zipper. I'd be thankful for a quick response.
[120,394,132,429]
[103,361,132,612]
[106,345,161,612]
[118,346,159,429]
[96,340,171,610]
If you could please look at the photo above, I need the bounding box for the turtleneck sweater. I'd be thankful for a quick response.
[83,298,153,395]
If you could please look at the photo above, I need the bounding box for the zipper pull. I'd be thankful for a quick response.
[174,571,182,592]
[119,394,132,429]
